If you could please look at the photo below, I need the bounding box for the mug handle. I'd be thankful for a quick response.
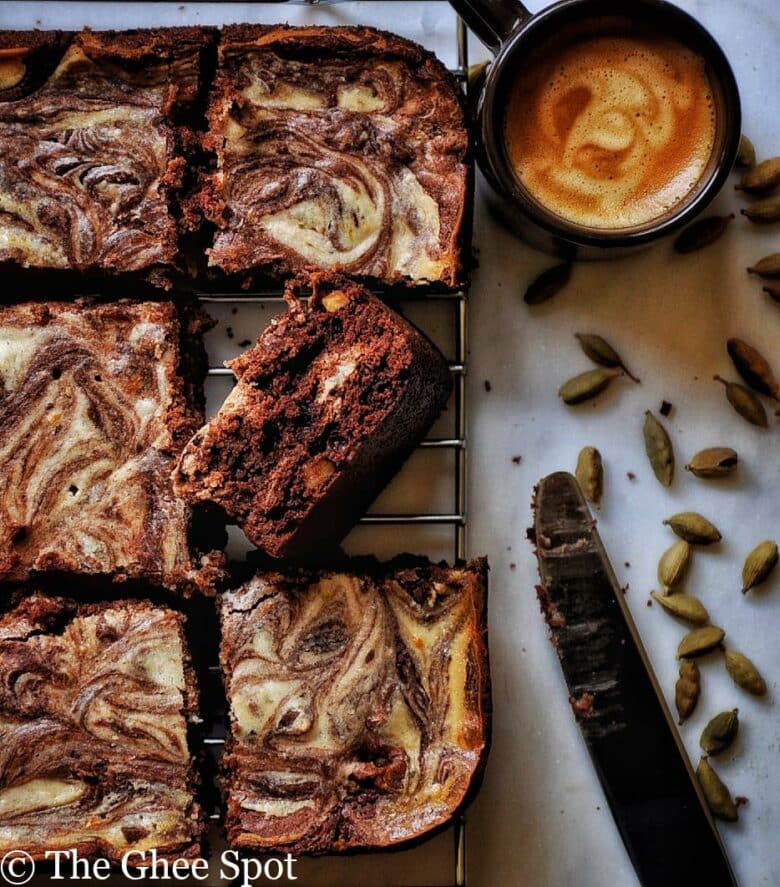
[449,0,533,53]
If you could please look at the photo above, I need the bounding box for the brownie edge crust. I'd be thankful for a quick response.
[0,594,203,861]
[173,274,452,560]
[219,557,490,854]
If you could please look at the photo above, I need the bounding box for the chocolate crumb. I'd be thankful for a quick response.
[511,455,522,464]
[226,326,234,340]
[735,796,749,807]
[624,561,631,568]
[621,584,629,595]
[231,307,238,315]
[238,339,251,348]
[509,563,516,571]
[627,471,636,481]
[484,380,492,392]
[646,599,652,607]
[660,400,673,417]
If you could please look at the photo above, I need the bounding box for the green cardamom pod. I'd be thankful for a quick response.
[574,333,640,382]
[764,283,780,303]
[714,375,769,428]
[747,253,780,279]
[559,367,622,405]
[685,447,738,478]
[735,134,756,168]
[575,446,603,506]
[657,539,692,592]
[643,411,674,487]
[741,539,779,594]
[663,512,722,545]
[700,709,739,756]
[525,263,572,305]
[741,193,780,223]
[673,214,734,254]
[737,156,780,193]
[675,660,700,724]
[650,591,709,625]
[726,337,780,399]
[677,625,725,659]
[697,757,738,821]
[725,650,767,695]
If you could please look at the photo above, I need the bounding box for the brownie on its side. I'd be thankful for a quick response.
[0,594,203,861]
[0,299,223,593]
[173,274,452,560]
[197,24,469,287]
[0,28,211,283]
[219,557,490,854]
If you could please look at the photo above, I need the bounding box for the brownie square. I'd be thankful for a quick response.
[0,299,223,593]
[0,28,211,283]
[198,24,469,287]
[173,274,452,560]
[219,557,490,854]
[0,594,203,861]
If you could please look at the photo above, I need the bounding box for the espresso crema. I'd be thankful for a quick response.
[504,31,717,229]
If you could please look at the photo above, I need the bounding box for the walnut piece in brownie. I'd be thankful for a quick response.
[173,275,452,560]
[219,557,490,853]
[0,28,210,281]
[0,594,203,861]
[198,24,469,287]
[0,299,223,593]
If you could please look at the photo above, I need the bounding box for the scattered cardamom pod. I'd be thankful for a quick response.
[741,539,779,594]
[675,660,700,724]
[741,193,780,223]
[657,539,692,593]
[559,367,622,405]
[725,650,767,696]
[650,591,709,625]
[677,625,725,659]
[726,337,780,399]
[737,156,780,193]
[763,283,780,303]
[747,253,780,279]
[700,709,739,756]
[524,263,572,305]
[697,757,738,822]
[673,214,734,254]
[685,447,738,478]
[663,512,722,545]
[735,134,756,168]
[574,333,640,382]
[714,375,769,428]
[643,411,674,487]
[575,446,603,506]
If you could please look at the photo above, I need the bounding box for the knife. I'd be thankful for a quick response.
[532,471,737,886]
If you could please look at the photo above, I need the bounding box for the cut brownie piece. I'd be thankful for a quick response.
[198,24,469,287]
[0,28,211,282]
[0,594,203,861]
[219,557,490,853]
[173,274,452,560]
[0,299,223,593]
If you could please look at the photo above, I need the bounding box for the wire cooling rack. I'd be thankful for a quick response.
[194,7,472,887]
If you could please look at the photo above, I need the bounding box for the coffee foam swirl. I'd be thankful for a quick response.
[504,34,716,229]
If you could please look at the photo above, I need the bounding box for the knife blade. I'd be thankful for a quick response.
[532,471,737,887]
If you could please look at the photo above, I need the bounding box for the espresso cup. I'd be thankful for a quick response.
[451,0,742,258]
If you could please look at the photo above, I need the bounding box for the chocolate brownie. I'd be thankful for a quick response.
[219,557,490,853]
[197,24,469,287]
[0,299,223,593]
[173,274,452,560]
[0,28,212,283]
[0,594,203,861]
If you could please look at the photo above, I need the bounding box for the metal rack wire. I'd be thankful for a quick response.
[196,9,470,886]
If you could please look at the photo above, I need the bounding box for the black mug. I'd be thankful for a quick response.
[451,0,742,258]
